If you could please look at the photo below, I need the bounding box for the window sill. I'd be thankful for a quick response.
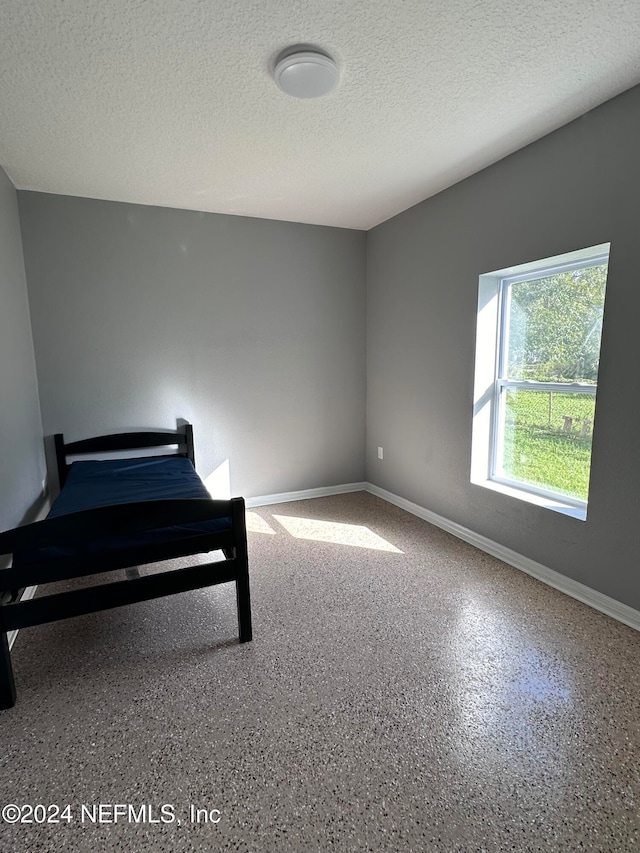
[472,477,587,521]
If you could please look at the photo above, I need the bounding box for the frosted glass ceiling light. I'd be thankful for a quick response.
[274,50,339,99]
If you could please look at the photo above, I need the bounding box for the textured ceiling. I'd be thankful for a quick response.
[1,0,639,230]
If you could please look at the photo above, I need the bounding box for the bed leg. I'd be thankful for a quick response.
[236,553,252,643]
[0,611,16,709]
[231,499,252,643]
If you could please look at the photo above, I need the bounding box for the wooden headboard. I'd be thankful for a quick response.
[53,423,195,487]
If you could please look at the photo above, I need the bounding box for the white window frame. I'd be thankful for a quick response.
[471,243,610,521]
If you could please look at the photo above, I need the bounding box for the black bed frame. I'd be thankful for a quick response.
[0,424,252,709]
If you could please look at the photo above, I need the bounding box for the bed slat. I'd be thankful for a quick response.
[3,559,238,631]
[63,431,187,455]
[0,530,236,590]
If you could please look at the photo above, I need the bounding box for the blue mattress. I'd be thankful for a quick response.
[14,457,231,567]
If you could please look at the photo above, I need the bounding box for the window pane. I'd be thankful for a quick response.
[505,264,608,382]
[499,389,596,501]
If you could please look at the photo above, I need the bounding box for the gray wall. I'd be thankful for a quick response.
[0,167,45,533]
[19,195,366,498]
[367,84,640,610]
[13,84,640,612]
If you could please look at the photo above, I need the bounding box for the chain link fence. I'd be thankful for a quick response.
[505,390,595,437]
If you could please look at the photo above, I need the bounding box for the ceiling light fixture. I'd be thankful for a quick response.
[274,49,340,99]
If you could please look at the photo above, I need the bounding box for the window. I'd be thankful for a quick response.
[471,244,610,520]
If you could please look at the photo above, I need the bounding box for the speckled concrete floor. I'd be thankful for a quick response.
[1,492,639,852]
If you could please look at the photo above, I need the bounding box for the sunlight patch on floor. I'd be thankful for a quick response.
[272,515,403,552]
[245,512,277,535]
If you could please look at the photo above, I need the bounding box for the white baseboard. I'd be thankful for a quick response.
[246,482,367,508]
[366,483,640,633]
